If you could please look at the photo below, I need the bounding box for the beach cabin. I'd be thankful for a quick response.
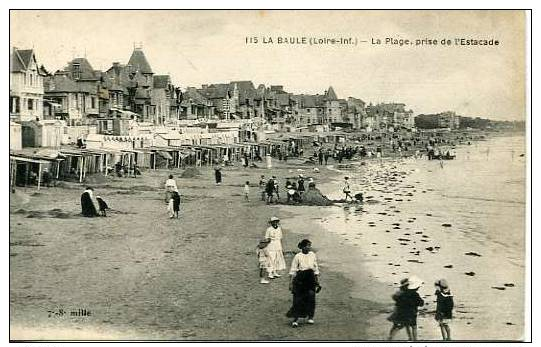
[10,149,65,190]
[96,117,132,136]
[153,132,183,147]
[21,119,65,148]
[10,121,22,150]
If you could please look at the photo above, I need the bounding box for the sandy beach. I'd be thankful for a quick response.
[10,158,386,340]
[9,134,526,341]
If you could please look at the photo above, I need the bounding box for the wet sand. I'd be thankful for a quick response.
[9,134,525,341]
[310,135,525,341]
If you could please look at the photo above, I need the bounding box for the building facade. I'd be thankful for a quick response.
[10,48,46,122]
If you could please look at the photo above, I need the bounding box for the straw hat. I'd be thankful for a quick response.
[406,276,424,290]
[435,279,449,289]
[269,216,280,222]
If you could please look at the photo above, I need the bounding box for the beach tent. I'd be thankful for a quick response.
[10,151,64,190]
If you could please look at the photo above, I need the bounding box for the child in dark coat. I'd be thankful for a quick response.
[435,279,454,340]
[96,196,109,217]
[388,276,425,341]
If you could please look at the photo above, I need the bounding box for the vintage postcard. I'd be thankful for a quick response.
[8,10,529,342]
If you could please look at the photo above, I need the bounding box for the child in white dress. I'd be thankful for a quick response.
[243,181,250,201]
[257,239,273,284]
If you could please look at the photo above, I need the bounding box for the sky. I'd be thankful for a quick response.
[10,10,526,121]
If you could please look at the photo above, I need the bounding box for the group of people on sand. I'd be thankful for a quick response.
[257,174,317,205]
[80,187,109,217]
[256,217,322,328]
[387,276,454,341]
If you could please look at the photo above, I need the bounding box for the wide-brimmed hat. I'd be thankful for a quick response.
[257,238,271,248]
[406,276,424,290]
[299,174,304,178]
[269,216,280,222]
[435,279,449,289]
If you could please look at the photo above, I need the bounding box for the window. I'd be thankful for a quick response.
[307,109,311,113]
[27,99,33,110]
[91,97,96,109]
[30,74,33,86]
[73,63,81,79]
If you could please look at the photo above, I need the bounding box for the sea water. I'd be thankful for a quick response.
[316,134,526,340]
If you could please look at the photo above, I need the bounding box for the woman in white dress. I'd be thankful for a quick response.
[265,216,286,277]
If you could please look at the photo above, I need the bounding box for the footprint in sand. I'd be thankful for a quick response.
[444,264,453,268]
[465,252,482,257]
[492,286,506,291]
[504,283,515,287]
[465,272,476,276]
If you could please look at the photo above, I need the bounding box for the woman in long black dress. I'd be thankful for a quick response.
[287,239,321,327]
[214,167,222,185]
[172,190,181,218]
[81,187,98,217]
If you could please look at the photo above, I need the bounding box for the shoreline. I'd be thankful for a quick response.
[9,132,525,341]
[309,134,525,340]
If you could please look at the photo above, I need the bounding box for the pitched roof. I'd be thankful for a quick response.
[64,58,98,80]
[201,83,230,99]
[292,94,316,108]
[325,86,338,101]
[153,75,171,89]
[11,49,36,72]
[46,74,79,93]
[275,93,291,107]
[231,81,257,101]
[104,63,137,92]
[128,49,153,74]
[183,87,208,105]
[45,73,97,95]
